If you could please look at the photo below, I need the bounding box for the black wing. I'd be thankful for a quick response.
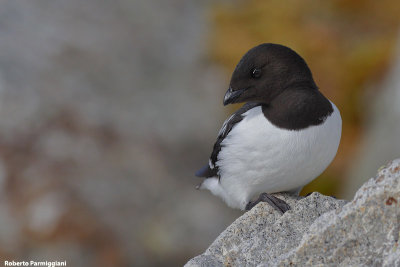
[195,103,260,178]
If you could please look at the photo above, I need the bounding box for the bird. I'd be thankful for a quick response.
[195,43,342,214]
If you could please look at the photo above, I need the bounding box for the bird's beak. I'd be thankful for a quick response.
[223,87,246,106]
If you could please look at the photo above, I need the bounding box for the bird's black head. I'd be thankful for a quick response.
[223,43,317,106]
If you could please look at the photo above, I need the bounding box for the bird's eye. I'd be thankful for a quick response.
[251,68,262,78]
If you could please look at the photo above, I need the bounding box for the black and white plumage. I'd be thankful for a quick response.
[195,43,342,212]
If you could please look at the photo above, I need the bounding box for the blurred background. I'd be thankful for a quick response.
[0,0,400,266]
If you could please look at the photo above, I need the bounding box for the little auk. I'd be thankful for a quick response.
[195,43,342,214]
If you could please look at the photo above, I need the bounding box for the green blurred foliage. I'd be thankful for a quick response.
[209,0,400,197]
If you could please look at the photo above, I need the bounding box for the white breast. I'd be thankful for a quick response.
[201,102,342,210]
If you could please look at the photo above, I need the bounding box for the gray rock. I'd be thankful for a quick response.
[185,255,222,267]
[186,159,400,267]
[186,193,346,266]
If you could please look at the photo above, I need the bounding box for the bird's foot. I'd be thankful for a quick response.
[245,193,291,214]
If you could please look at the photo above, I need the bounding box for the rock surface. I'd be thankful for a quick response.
[186,159,400,267]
